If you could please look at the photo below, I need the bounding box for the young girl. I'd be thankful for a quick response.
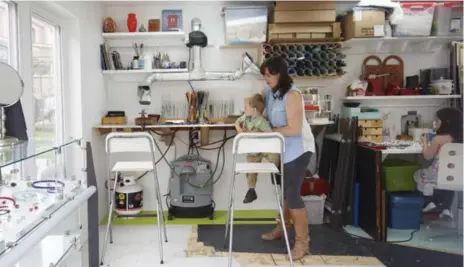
[415,108,463,218]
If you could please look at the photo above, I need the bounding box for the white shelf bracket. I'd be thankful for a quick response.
[375,40,387,53]
[400,40,409,53]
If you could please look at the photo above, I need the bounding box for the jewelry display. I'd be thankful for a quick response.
[31,180,65,193]
[12,190,48,202]
[0,197,19,208]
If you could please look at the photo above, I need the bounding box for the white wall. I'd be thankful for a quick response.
[99,0,453,216]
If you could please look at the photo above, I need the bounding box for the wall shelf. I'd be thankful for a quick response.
[342,95,462,101]
[102,68,188,75]
[102,31,186,40]
[343,36,463,53]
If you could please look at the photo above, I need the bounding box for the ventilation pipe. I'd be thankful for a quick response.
[143,18,261,85]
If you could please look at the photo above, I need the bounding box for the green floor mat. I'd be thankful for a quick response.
[100,210,278,225]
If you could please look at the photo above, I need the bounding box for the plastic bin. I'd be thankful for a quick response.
[222,6,268,44]
[388,192,424,229]
[432,2,463,36]
[382,158,421,192]
[393,2,435,36]
[303,194,326,225]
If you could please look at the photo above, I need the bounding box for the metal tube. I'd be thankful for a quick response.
[0,186,96,267]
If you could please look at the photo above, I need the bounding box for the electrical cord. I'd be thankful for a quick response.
[104,129,178,190]
[346,229,419,244]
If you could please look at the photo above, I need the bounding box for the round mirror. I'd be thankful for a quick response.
[0,62,24,107]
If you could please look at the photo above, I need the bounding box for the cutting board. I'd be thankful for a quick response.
[382,55,404,88]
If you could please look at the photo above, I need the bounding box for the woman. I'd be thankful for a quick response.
[260,56,315,260]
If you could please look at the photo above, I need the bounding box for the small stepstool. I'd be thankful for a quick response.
[223,132,294,267]
[100,132,168,265]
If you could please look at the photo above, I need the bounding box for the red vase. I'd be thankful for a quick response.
[127,13,137,32]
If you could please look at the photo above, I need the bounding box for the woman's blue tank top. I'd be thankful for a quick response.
[265,86,305,163]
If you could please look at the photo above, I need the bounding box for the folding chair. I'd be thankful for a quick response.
[100,132,168,265]
[223,133,293,267]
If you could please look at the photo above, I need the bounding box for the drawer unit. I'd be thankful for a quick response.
[358,135,383,144]
[358,119,383,128]
[360,127,383,135]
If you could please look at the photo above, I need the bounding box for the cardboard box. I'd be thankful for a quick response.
[274,1,336,11]
[268,22,341,42]
[273,10,336,23]
[343,9,386,40]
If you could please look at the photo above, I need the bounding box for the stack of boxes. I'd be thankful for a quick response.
[358,119,383,143]
[268,1,340,43]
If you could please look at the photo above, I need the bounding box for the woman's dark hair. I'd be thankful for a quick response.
[260,56,293,99]
[435,107,463,143]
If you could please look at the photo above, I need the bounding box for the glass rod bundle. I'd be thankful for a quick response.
[262,43,346,78]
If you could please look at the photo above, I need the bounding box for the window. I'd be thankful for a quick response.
[31,15,64,173]
[0,1,11,64]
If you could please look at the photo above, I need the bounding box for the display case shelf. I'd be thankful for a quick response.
[0,138,80,169]
[0,140,99,267]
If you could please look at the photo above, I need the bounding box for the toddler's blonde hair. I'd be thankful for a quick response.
[246,93,265,114]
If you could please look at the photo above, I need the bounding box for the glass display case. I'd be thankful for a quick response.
[0,139,98,267]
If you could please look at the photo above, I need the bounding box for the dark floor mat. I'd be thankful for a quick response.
[198,224,463,267]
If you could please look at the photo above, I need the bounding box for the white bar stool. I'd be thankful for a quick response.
[100,132,168,265]
[224,133,293,267]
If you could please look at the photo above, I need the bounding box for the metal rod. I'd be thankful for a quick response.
[0,186,96,267]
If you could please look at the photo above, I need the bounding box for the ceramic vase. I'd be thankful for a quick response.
[127,13,137,32]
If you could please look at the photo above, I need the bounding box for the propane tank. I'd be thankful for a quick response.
[115,176,143,216]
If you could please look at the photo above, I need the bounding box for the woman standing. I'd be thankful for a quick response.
[260,56,315,260]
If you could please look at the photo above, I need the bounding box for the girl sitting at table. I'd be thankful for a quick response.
[415,107,463,218]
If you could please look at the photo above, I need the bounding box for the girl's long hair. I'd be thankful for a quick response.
[435,108,463,143]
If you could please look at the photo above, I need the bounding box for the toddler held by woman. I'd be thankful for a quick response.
[235,93,279,204]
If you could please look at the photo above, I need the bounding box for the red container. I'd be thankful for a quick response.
[127,13,137,32]
[300,178,330,196]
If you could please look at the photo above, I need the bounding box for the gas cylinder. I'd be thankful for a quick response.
[114,176,143,216]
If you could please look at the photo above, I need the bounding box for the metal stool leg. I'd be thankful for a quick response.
[228,174,237,267]
[100,172,119,265]
[273,180,294,267]
[154,170,168,243]
[152,171,165,264]
[223,167,236,248]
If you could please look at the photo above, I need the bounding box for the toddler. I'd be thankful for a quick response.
[235,93,280,204]
[415,108,462,218]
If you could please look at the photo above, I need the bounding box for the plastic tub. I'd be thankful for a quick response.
[432,2,463,36]
[388,192,424,230]
[303,194,326,225]
[382,158,421,192]
[393,2,435,37]
[222,6,268,44]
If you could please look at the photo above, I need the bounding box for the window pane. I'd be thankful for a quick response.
[32,16,62,173]
[0,1,10,64]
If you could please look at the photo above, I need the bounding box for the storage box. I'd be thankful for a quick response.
[303,194,326,225]
[222,6,268,44]
[382,158,421,192]
[393,2,435,37]
[274,1,336,11]
[388,192,424,230]
[341,106,382,120]
[342,9,386,40]
[268,22,341,42]
[432,2,463,36]
[358,119,383,128]
[273,10,336,23]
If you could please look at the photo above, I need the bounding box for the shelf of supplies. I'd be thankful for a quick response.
[343,36,463,53]
[341,95,462,101]
[219,44,262,49]
[102,31,186,40]
[102,68,188,75]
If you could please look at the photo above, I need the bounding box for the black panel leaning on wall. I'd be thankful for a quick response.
[261,43,347,78]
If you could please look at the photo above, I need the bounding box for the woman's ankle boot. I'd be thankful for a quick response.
[261,201,291,240]
[286,208,310,261]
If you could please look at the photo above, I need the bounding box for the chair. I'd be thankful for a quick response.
[100,132,168,265]
[223,133,294,267]
[428,143,463,240]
